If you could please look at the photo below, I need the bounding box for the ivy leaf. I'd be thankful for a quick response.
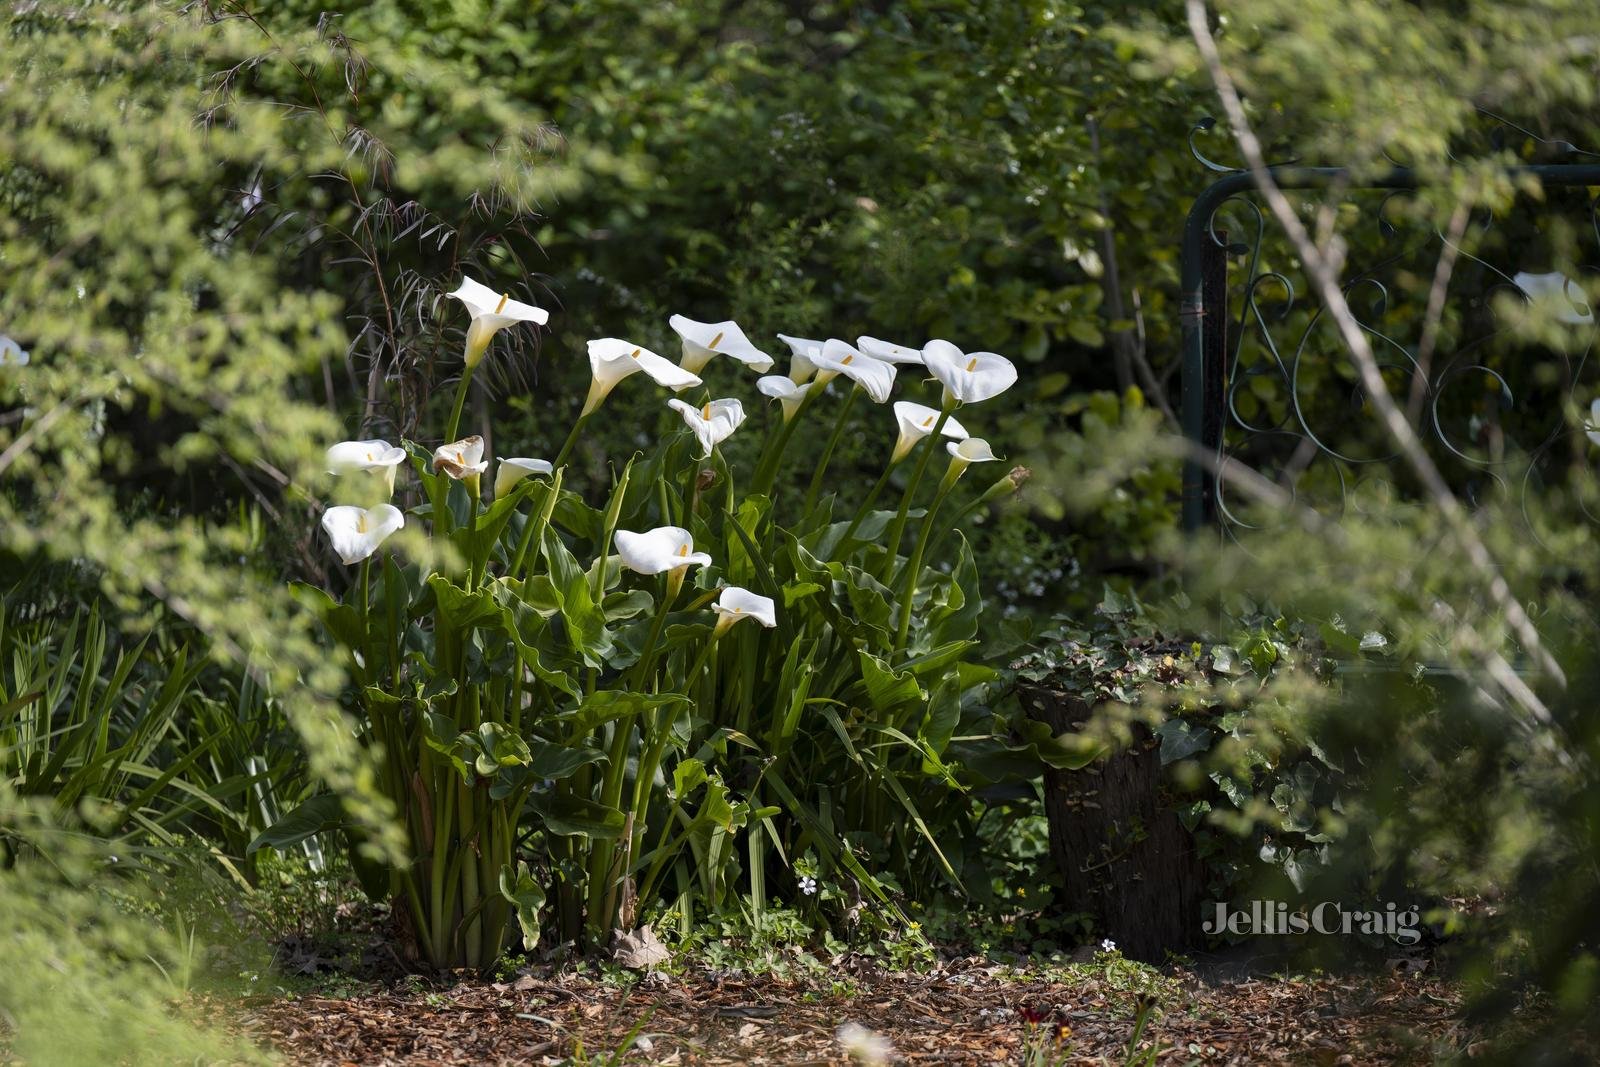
[1155,718,1213,765]
[1015,718,1107,770]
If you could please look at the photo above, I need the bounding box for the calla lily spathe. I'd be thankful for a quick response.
[433,435,489,480]
[922,340,1018,405]
[810,339,896,403]
[1586,399,1600,447]
[1512,270,1593,326]
[0,335,28,367]
[668,397,746,458]
[712,586,778,633]
[857,336,925,365]
[584,338,703,416]
[495,457,554,499]
[320,503,404,565]
[757,375,814,421]
[614,526,713,576]
[669,315,774,374]
[776,333,823,384]
[891,402,969,463]
[327,439,406,475]
[946,436,1002,477]
[450,276,549,368]
[327,439,407,498]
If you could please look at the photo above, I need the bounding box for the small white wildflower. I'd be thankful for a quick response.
[1101,938,1116,953]
[798,875,818,896]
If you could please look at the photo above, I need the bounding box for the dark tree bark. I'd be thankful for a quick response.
[1021,685,1210,963]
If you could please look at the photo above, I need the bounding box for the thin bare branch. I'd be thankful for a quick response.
[1407,203,1472,426]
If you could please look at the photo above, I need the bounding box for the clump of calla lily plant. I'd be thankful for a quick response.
[265,271,1027,971]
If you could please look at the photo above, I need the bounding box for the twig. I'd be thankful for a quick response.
[1407,203,1472,426]
[0,404,67,477]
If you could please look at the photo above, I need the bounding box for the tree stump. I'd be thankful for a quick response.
[1022,685,1209,962]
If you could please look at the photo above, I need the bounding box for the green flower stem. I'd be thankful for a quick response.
[444,364,476,444]
[801,387,858,517]
[751,388,819,498]
[878,404,954,580]
[684,453,706,529]
[587,567,683,936]
[554,413,590,470]
[893,465,961,652]
[927,469,1021,560]
[713,447,735,516]
[466,492,483,590]
[386,559,402,689]
[457,780,483,969]
[593,460,633,602]
[509,471,564,579]
[428,768,457,965]
[356,556,372,683]
[629,568,684,691]
[586,719,633,935]
[837,460,898,550]
[628,633,721,841]
[633,799,683,909]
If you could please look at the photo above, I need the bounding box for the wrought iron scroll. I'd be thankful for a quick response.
[1179,128,1600,535]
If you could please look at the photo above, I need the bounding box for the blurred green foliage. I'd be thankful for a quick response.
[0,792,269,1065]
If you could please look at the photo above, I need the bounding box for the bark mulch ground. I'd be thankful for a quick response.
[240,955,1484,1065]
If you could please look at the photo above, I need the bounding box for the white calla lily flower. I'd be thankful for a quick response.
[614,526,712,576]
[922,340,1018,405]
[896,404,966,463]
[776,333,824,384]
[669,315,774,374]
[757,375,815,421]
[891,402,969,464]
[1586,399,1600,447]
[0,335,29,367]
[327,438,407,499]
[449,275,549,368]
[712,586,778,634]
[668,397,746,458]
[326,439,406,474]
[1512,270,1593,326]
[495,457,554,499]
[432,435,489,481]
[946,436,1002,478]
[810,339,896,403]
[857,335,925,365]
[320,503,404,565]
[584,338,703,416]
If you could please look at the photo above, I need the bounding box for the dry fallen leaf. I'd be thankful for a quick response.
[611,924,671,970]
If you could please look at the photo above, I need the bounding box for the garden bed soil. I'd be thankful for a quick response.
[240,957,1488,1065]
